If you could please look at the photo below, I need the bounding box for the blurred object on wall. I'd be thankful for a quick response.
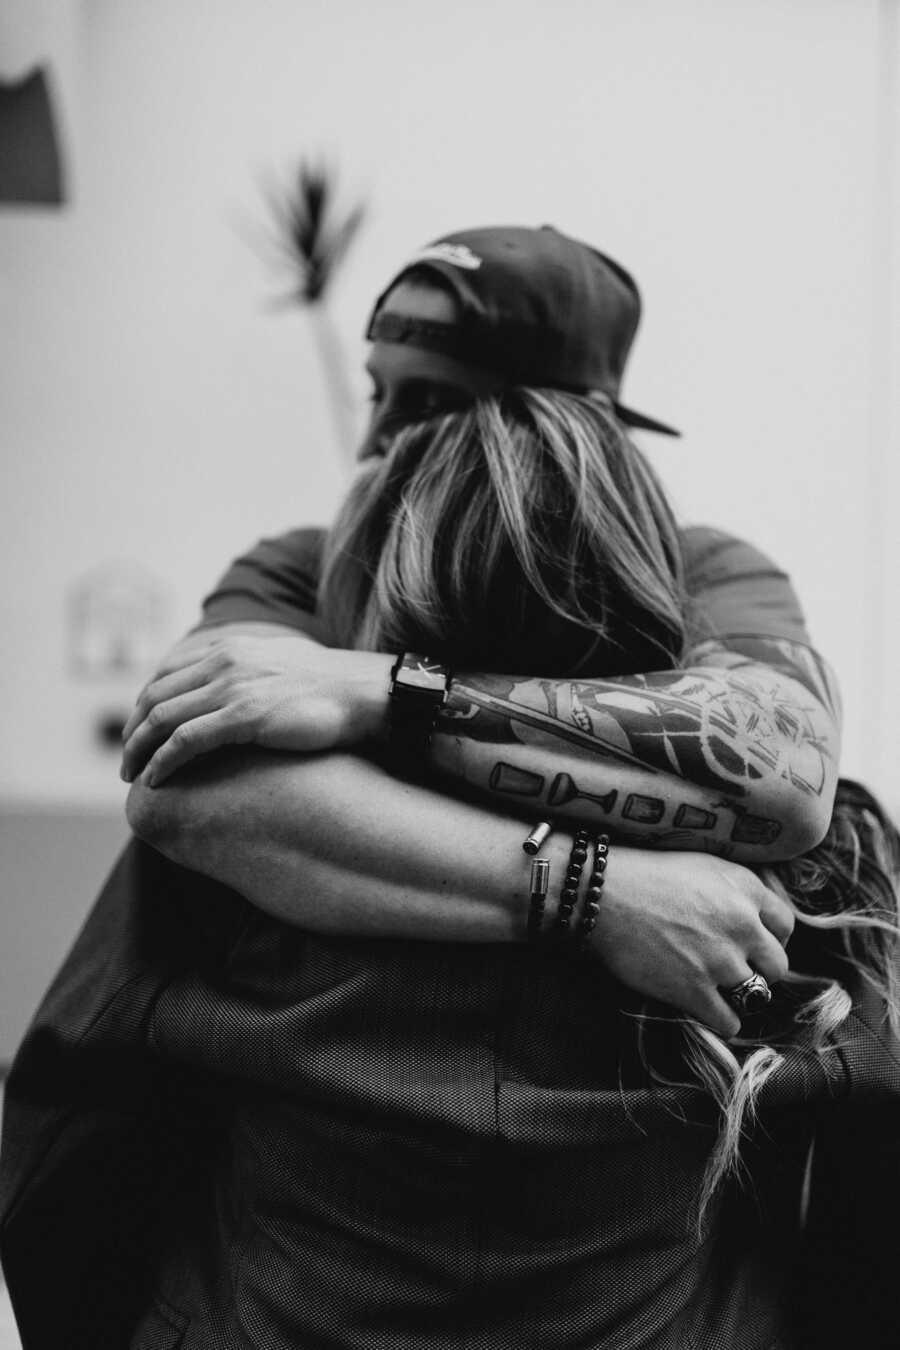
[67,561,172,751]
[0,65,65,205]
[263,158,367,466]
[68,561,170,679]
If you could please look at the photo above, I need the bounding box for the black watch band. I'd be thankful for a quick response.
[387,652,450,778]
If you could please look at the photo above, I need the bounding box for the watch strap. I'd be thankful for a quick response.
[387,652,450,778]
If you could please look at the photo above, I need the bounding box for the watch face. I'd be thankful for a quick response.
[395,653,449,693]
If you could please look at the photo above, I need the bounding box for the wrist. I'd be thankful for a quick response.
[341,651,396,745]
[386,652,452,778]
[521,826,615,958]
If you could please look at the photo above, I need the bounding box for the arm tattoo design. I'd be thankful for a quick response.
[443,635,836,806]
[486,759,782,846]
[684,634,842,718]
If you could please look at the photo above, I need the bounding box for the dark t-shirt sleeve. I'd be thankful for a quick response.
[197,528,326,632]
[196,522,819,665]
[681,524,812,648]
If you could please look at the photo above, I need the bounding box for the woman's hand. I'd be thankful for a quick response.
[120,633,393,786]
[594,848,795,1037]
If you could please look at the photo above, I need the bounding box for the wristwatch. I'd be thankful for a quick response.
[387,652,451,777]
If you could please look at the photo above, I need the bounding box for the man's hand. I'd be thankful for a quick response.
[595,848,794,1038]
[120,634,393,786]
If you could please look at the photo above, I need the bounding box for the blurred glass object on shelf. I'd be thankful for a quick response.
[68,561,171,680]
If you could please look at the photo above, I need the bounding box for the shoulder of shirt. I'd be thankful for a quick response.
[256,525,327,556]
[679,523,791,591]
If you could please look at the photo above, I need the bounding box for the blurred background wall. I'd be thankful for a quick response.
[2,0,899,1063]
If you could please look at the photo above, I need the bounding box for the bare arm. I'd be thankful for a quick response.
[126,746,793,1038]
[121,625,839,862]
[119,526,840,862]
[433,634,840,859]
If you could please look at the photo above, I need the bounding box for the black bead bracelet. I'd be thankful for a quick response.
[576,833,610,951]
[555,828,590,938]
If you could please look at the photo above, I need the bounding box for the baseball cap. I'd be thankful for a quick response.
[365,225,679,436]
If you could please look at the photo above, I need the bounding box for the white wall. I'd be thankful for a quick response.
[1,0,897,814]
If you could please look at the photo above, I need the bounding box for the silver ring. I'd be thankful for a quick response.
[724,973,772,1017]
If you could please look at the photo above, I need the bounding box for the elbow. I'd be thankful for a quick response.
[745,779,834,862]
[126,780,182,850]
[778,738,839,859]
[739,710,839,860]
[779,798,832,858]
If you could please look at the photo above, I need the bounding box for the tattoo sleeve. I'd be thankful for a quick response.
[428,636,841,860]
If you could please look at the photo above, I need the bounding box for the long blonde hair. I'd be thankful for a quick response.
[318,389,685,676]
[318,389,900,1224]
[644,780,900,1228]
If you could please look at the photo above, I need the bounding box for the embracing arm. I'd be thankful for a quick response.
[125,746,792,1037]
[434,634,840,860]
[429,527,840,857]
[121,527,840,862]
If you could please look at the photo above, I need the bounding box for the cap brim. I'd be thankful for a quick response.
[614,401,681,437]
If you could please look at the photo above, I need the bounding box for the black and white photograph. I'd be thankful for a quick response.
[2,2,899,1347]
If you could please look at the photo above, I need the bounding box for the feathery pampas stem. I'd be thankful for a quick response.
[264,158,366,466]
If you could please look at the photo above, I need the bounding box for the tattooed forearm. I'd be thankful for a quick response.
[485,760,782,847]
[430,641,839,858]
[444,662,833,800]
[685,635,842,720]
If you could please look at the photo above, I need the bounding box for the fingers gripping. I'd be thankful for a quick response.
[122,655,214,742]
[708,878,792,1032]
[136,709,243,786]
[758,884,796,948]
[747,927,790,987]
[121,651,234,782]
[690,992,743,1041]
[121,688,223,782]
[735,877,792,988]
[655,866,792,1040]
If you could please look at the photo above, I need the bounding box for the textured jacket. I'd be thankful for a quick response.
[3,838,900,1349]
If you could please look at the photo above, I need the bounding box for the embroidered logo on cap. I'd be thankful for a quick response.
[406,243,482,270]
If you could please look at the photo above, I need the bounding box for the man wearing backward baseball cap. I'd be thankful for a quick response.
[1,225,845,1347]
[364,224,681,436]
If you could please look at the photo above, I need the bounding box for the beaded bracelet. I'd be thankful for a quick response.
[527,857,550,943]
[576,833,610,951]
[555,828,590,938]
